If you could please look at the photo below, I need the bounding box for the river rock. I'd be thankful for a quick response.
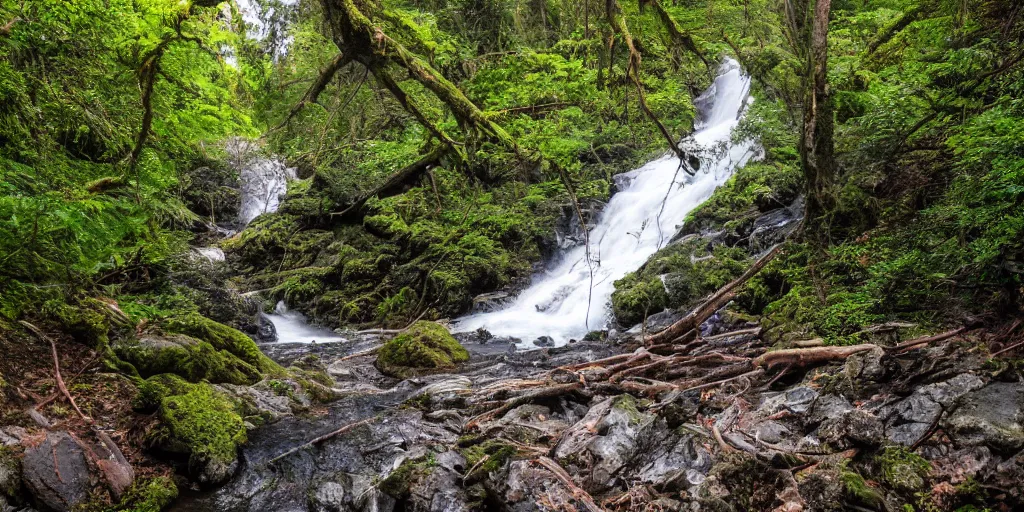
[532,336,555,348]
[944,381,1024,453]
[636,432,713,490]
[22,432,92,511]
[817,409,884,448]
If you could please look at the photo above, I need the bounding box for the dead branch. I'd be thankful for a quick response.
[646,244,783,345]
[19,321,92,423]
[644,0,710,69]
[753,344,875,370]
[465,383,582,430]
[535,456,605,512]
[606,0,689,165]
[330,146,445,219]
[274,52,352,131]
[892,326,968,352]
[267,416,376,465]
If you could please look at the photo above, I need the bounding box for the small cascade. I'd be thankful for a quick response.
[454,59,760,347]
[228,137,297,226]
[264,301,346,344]
[193,247,225,263]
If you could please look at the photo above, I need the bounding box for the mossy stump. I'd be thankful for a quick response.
[375,321,469,378]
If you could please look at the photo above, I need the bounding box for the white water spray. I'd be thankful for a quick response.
[454,59,759,347]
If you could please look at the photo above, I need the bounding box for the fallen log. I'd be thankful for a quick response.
[646,244,782,346]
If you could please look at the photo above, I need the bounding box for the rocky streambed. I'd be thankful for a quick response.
[160,316,1024,512]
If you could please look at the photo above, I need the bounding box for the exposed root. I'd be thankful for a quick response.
[534,456,605,512]
[20,321,92,423]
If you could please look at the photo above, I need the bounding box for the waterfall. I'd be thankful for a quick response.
[453,59,759,347]
[229,137,297,226]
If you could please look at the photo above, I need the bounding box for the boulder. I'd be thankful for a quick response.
[375,322,469,379]
[945,381,1024,453]
[21,432,92,511]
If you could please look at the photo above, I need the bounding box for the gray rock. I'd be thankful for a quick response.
[880,373,987,446]
[945,381,1024,452]
[22,431,92,511]
[0,429,26,448]
[817,409,884,447]
[310,481,347,512]
[532,336,555,348]
[637,434,712,490]
[555,396,658,491]
[754,421,793,444]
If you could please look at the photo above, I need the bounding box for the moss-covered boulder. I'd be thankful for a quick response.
[375,322,469,378]
[162,314,283,377]
[115,333,262,385]
[141,375,246,485]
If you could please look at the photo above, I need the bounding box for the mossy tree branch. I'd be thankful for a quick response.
[606,0,689,165]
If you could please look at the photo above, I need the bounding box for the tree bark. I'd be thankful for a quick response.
[799,0,835,223]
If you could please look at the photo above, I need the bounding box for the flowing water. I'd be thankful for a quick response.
[453,59,758,347]
[230,137,297,226]
[264,301,347,344]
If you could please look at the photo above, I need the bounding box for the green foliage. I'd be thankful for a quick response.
[375,321,469,378]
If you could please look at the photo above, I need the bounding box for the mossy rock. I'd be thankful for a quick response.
[162,314,283,378]
[76,475,178,512]
[115,334,261,385]
[151,380,246,485]
[375,321,469,378]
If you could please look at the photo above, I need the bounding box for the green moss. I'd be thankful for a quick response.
[611,237,750,326]
[162,314,283,377]
[840,463,883,507]
[155,382,246,476]
[378,456,436,498]
[115,334,261,385]
[83,476,178,512]
[375,321,469,378]
[0,446,20,498]
[877,446,931,492]
[134,373,196,411]
[460,439,516,476]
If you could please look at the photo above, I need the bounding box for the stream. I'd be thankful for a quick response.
[453,59,758,347]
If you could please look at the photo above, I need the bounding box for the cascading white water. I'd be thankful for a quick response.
[265,301,346,344]
[454,59,759,347]
[229,138,297,226]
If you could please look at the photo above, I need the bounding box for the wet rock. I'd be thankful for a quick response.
[22,431,92,511]
[880,373,986,446]
[817,409,884,448]
[216,382,296,423]
[90,431,134,501]
[747,197,803,252]
[309,481,347,512]
[945,381,1024,453]
[759,386,819,417]
[532,336,555,348]
[492,460,580,511]
[753,421,792,444]
[470,292,512,313]
[555,396,659,492]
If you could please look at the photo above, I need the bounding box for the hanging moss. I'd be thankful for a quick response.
[375,321,469,378]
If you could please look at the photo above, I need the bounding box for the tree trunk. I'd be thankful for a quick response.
[799,0,835,223]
